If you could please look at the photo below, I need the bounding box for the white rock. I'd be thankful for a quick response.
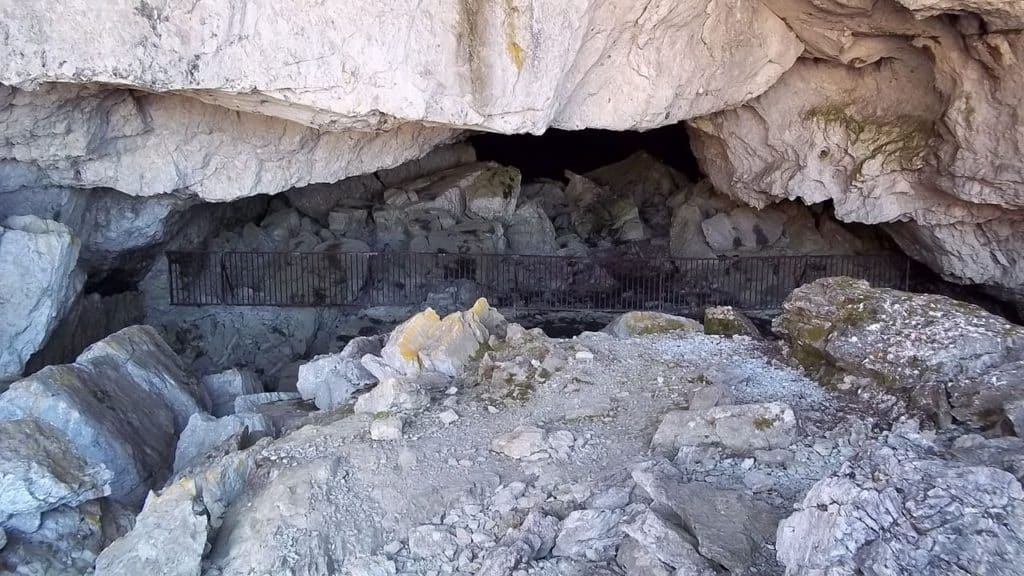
[551,509,624,562]
[201,368,264,417]
[622,510,716,574]
[369,415,404,441]
[77,325,210,433]
[173,412,273,473]
[438,409,460,426]
[490,426,548,460]
[604,312,703,338]
[0,419,111,524]
[777,431,1024,576]
[380,299,504,378]
[94,480,208,576]
[297,336,382,411]
[354,378,431,415]
[0,216,83,383]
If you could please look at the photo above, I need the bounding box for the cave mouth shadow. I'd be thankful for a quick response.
[469,124,704,182]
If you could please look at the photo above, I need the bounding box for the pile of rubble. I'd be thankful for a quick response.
[3,280,1024,575]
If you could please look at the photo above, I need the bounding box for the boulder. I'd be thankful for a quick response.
[369,414,404,441]
[0,326,199,502]
[669,204,716,259]
[701,206,787,253]
[76,325,209,433]
[490,426,549,460]
[651,402,798,456]
[774,278,1024,426]
[379,299,503,378]
[621,510,716,575]
[408,220,507,254]
[94,479,208,576]
[173,412,273,473]
[327,208,369,238]
[777,429,1024,576]
[297,335,383,410]
[616,536,674,576]
[477,511,560,576]
[353,378,431,415]
[633,461,782,572]
[703,306,761,338]
[200,368,264,417]
[0,419,111,525]
[0,215,83,383]
[551,509,624,562]
[506,201,558,255]
[585,151,691,237]
[604,311,703,338]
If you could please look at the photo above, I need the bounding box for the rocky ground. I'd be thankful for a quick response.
[4,280,1023,575]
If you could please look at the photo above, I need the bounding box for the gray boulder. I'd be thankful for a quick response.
[353,377,431,415]
[94,480,208,576]
[669,204,716,258]
[77,325,209,433]
[604,311,703,338]
[552,509,624,562]
[0,365,175,503]
[774,278,1024,427]
[173,412,273,473]
[633,460,782,572]
[701,206,786,253]
[200,368,264,417]
[296,335,382,410]
[0,215,83,383]
[703,306,761,338]
[0,325,200,502]
[777,430,1024,576]
[651,402,798,456]
[621,510,716,575]
[472,511,560,576]
[506,200,558,255]
[0,419,111,525]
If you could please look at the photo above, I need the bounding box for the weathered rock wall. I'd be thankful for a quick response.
[689,2,1024,294]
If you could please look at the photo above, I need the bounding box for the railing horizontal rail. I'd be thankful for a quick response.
[166,251,914,313]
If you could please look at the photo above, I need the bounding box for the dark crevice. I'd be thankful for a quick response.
[470,124,704,181]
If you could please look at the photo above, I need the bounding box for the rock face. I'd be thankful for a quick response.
[0,1,801,139]
[775,277,1024,427]
[0,215,83,383]
[688,14,1024,293]
[777,428,1024,576]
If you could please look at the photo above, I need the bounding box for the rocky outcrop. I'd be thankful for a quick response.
[775,277,1024,428]
[688,13,1024,293]
[0,215,83,383]
[297,335,383,411]
[777,427,1024,576]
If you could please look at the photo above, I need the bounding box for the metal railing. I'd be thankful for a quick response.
[166,251,913,312]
